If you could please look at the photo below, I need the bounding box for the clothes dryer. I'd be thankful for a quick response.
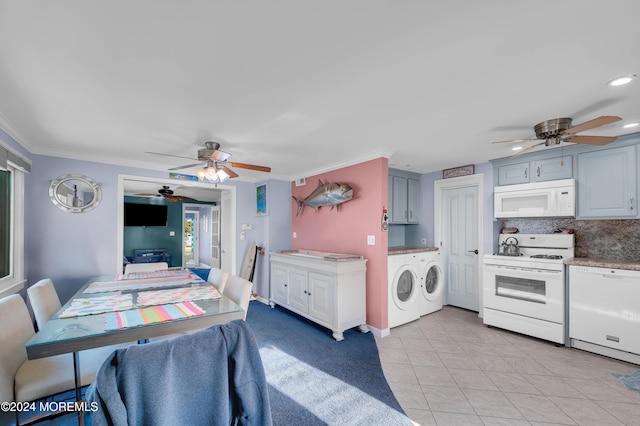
[388,253,421,328]
[417,250,444,316]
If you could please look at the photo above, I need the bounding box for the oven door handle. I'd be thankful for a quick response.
[483,264,563,276]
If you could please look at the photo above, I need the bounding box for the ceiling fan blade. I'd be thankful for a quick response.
[511,142,545,157]
[168,162,203,171]
[492,138,539,144]
[564,135,617,145]
[228,162,271,172]
[211,149,232,162]
[133,193,161,197]
[145,151,197,161]
[221,166,239,178]
[562,115,622,135]
[170,195,198,202]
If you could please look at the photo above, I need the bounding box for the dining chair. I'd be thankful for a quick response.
[85,320,272,425]
[222,275,253,320]
[206,267,229,294]
[124,261,169,274]
[0,294,110,424]
[26,279,131,377]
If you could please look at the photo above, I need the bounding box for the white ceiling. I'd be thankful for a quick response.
[1,1,639,183]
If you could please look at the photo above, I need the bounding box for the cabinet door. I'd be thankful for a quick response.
[497,162,530,186]
[288,268,309,313]
[308,272,334,325]
[407,178,420,223]
[391,176,408,223]
[271,264,289,305]
[387,175,394,222]
[532,156,572,182]
[577,146,637,218]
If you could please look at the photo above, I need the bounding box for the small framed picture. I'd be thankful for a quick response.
[443,164,475,179]
[256,183,268,216]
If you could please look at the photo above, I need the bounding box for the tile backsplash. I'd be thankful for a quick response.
[501,218,640,261]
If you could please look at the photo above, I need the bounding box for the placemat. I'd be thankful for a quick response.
[84,273,205,294]
[136,285,221,306]
[59,294,134,318]
[103,301,205,331]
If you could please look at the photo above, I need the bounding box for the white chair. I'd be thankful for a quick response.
[26,279,131,379]
[222,275,253,320]
[207,267,229,294]
[0,294,110,419]
[124,261,169,274]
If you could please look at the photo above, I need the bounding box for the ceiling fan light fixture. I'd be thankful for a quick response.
[607,74,636,87]
[512,146,523,151]
[623,122,639,129]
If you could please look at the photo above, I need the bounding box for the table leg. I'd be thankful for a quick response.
[73,351,84,425]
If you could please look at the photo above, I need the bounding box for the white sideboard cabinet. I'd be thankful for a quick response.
[269,250,368,341]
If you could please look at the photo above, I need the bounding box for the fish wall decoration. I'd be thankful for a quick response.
[292,180,354,216]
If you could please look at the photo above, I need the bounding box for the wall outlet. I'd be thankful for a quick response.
[169,231,175,236]
[367,235,375,245]
[240,231,245,240]
[293,232,297,238]
[421,238,427,245]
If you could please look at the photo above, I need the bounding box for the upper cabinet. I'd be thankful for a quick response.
[491,133,640,220]
[497,156,572,186]
[577,145,637,219]
[388,170,420,224]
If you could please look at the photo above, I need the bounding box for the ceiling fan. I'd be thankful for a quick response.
[147,141,271,183]
[134,185,197,202]
[492,115,622,157]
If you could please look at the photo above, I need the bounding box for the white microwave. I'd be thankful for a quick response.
[494,179,575,218]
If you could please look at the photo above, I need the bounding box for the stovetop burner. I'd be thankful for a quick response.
[530,254,563,260]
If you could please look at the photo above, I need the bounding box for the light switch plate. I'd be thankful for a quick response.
[367,235,375,245]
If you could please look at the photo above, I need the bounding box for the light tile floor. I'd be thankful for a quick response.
[376,306,640,426]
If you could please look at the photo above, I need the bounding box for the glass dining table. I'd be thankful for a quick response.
[25,269,244,401]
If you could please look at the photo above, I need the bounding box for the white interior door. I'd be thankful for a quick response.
[211,206,221,268]
[220,190,233,273]
[435,175,483,313]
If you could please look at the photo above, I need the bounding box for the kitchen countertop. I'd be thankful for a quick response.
[388,246,439,255]
[273,250,364,262]
[564,257,640,271]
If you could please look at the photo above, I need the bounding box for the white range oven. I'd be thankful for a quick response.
[483,234,574,344]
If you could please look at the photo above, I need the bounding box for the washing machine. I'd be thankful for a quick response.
[416,250,444,316]
[388,253,422,328]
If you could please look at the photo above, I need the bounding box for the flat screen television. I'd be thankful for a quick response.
[124,202,168,227]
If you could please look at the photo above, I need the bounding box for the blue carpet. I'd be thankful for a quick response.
[246,300,412,425]
[612,369,640,392]
[4,300,410,425]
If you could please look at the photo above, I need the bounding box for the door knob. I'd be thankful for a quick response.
[468,249,479,254]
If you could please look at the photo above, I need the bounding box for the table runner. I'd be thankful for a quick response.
[84,273,205,294]
[103,301,205,331]
[115,269,190,281]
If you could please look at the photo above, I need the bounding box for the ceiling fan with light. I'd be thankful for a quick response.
[134,185,197,202]
[147,141,271,183]
[492,115,622,157]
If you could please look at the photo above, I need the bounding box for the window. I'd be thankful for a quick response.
[0,147,27,298]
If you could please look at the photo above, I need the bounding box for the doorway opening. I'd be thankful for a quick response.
[117,174,237,275]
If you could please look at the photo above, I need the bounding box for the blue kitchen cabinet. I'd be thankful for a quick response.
[389,175,420,224]
[577,145,637,218]
[497,156,572,186]
[532,156,572,182]
[497,161,529,185]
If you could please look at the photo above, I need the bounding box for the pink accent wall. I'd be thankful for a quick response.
[292,157,389,330]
